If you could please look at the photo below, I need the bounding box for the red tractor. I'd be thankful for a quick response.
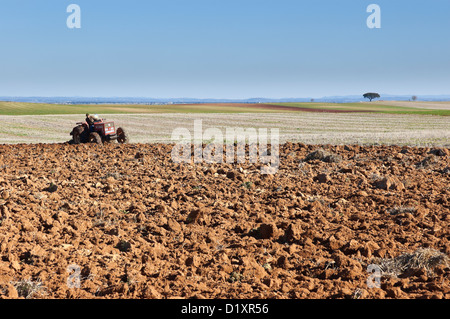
[70,116,128,145]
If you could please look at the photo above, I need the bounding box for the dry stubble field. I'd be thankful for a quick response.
[0,112,449,146]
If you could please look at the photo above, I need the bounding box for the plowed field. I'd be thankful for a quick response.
[0,142,448,299]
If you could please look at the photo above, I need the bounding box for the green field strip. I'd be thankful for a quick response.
[0,101,449,116]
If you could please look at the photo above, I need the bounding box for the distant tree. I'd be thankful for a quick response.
[310,98,315,102]
[412,95,418,101]
[363,92,380,102]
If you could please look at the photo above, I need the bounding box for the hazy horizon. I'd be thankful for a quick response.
[2,93,450,99]
[2,93,450,103]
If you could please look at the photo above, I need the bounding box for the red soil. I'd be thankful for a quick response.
[0,143,448,299]
[196,103,373,113]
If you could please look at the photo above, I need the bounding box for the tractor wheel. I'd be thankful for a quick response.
[117,127,128,144]
[89,132,103,145]
[72,126,84,144]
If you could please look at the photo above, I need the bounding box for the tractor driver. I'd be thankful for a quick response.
[86,113,94,126]
[86,113,95,132]
[86,113,101,132]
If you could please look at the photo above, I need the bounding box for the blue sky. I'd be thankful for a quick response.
[0,0,449,99]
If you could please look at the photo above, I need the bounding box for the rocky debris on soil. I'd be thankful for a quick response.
[0,143,448,299]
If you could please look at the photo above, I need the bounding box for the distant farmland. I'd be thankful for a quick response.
[273,102,450,116]
[0,100,448,146]
[0,101,449,116]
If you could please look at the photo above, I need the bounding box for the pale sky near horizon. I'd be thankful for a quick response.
[0,0,449,99]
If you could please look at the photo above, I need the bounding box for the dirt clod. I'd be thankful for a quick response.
[314,173,331,184]
[258,223,277,239]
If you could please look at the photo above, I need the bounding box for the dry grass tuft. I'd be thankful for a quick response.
[373,248,449,277]
[11,278,45,299]
[416,155,438,168]
[303,148,342,163]
[387,206,417,215]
